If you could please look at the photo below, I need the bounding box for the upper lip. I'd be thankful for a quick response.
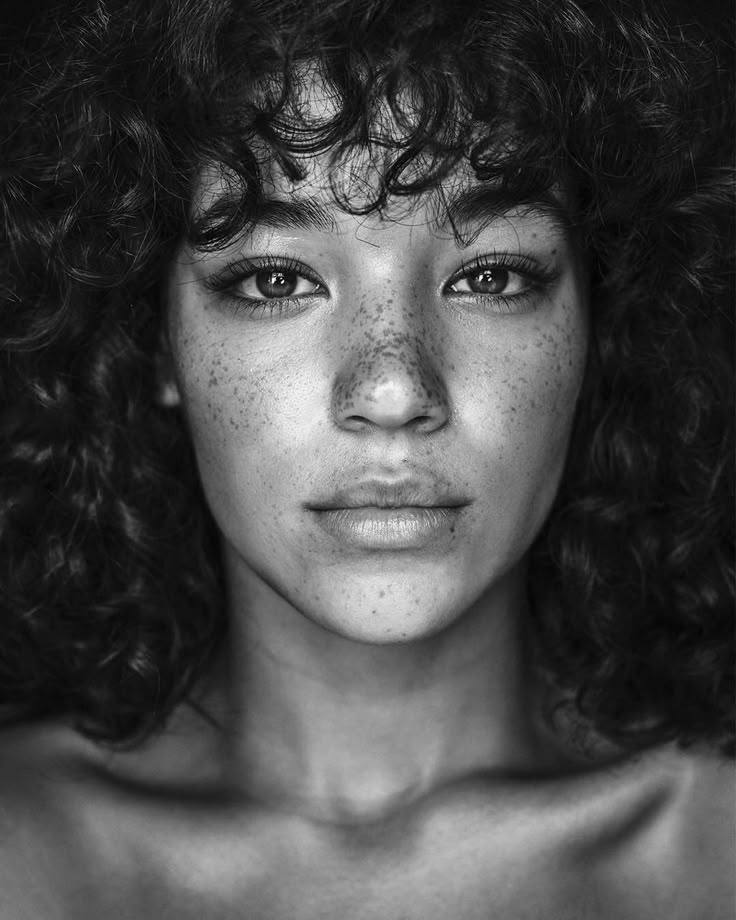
[307,477,471,511]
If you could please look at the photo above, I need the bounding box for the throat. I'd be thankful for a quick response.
[205,559,561,825]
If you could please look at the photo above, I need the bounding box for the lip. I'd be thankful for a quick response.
[306,477,470,550]
[307,478,470,512]
[311,506,465,549]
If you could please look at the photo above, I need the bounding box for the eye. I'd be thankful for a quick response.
[202,256,329,318]
[235,267,324,300]
[447,265,529,297]
[443,254,559,315]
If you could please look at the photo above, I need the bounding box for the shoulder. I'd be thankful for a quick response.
[0,720,141,919]
[570,745,735,920]
[663,747,734,891]
[0,710,243,919]
[0,722,79,916]
[409,743,734,920]
[622,744,734,859]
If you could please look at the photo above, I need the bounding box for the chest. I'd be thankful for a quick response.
[40,801,729,920]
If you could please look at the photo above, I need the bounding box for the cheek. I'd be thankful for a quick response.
[479,305,584,416]
[519,313,587,425]
[170,321,326,517]
[460,305,587,490]
[173,327,279,451]
[450,306,587,567]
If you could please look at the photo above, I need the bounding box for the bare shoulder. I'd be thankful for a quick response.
[0,719,165,919]
[0,714,266,920]
[565,745,736,920]
[627,745,734,870]
[0,723,731,920]
[643,747,734,919]
[427,742,735,920]
[668,747,735,890]
[0,720,100,918]
[0,718,90,833]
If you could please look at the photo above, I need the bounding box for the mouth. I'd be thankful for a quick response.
[306,478,470,550]
[307,479,470,512]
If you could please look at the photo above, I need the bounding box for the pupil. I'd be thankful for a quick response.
[256,270,297,298]
[469,268,508,295]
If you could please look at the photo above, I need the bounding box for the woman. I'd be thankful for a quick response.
[0,0,733,916]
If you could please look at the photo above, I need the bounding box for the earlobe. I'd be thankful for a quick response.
[155,352,182,408]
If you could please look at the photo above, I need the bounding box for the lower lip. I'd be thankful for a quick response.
[310,506,464,549]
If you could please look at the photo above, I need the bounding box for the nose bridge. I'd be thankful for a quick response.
[331,284,450,433]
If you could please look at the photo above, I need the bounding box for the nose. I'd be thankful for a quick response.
[331,319,450,434]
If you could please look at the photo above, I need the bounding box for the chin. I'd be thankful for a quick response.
[303,578,476,645]
[314,611,457,645]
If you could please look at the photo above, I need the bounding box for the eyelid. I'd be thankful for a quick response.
[441,251,561,316]
[202,256,328,296]
[443,252,556,292]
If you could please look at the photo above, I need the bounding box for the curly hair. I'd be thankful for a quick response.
[1,0,733,752]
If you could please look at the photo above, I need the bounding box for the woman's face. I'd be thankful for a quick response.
[163,150,588,643]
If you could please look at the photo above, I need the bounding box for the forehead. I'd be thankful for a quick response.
[197,67,458,212]
[190,163,572,252]
[187,68,572,247]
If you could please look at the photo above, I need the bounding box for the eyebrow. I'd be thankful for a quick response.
[192,184,571,244]
[248,196,340,233]
[441,186,574,241]
[192,194,339,240]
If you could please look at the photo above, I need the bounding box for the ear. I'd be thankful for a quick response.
[155,339,182,408]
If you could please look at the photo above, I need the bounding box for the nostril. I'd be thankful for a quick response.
[333,378,450,432]
[331,339,451,433]
[341,411,445,433]
[341,413,372,432]
[406,415,444,435]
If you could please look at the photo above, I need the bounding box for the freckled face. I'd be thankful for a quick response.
[163,161,588,643]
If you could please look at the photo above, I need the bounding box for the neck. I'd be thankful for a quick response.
[211,557,553,824]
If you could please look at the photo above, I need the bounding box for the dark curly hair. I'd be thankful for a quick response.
[1,0,733,752]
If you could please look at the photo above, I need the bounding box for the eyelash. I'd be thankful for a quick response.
[203,256,327,319]
[203,252,558,318]
[444,252,558,314]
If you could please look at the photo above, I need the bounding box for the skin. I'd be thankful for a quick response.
[158,152,590,814]
[165,181,586,652]
[0,122,733,917]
